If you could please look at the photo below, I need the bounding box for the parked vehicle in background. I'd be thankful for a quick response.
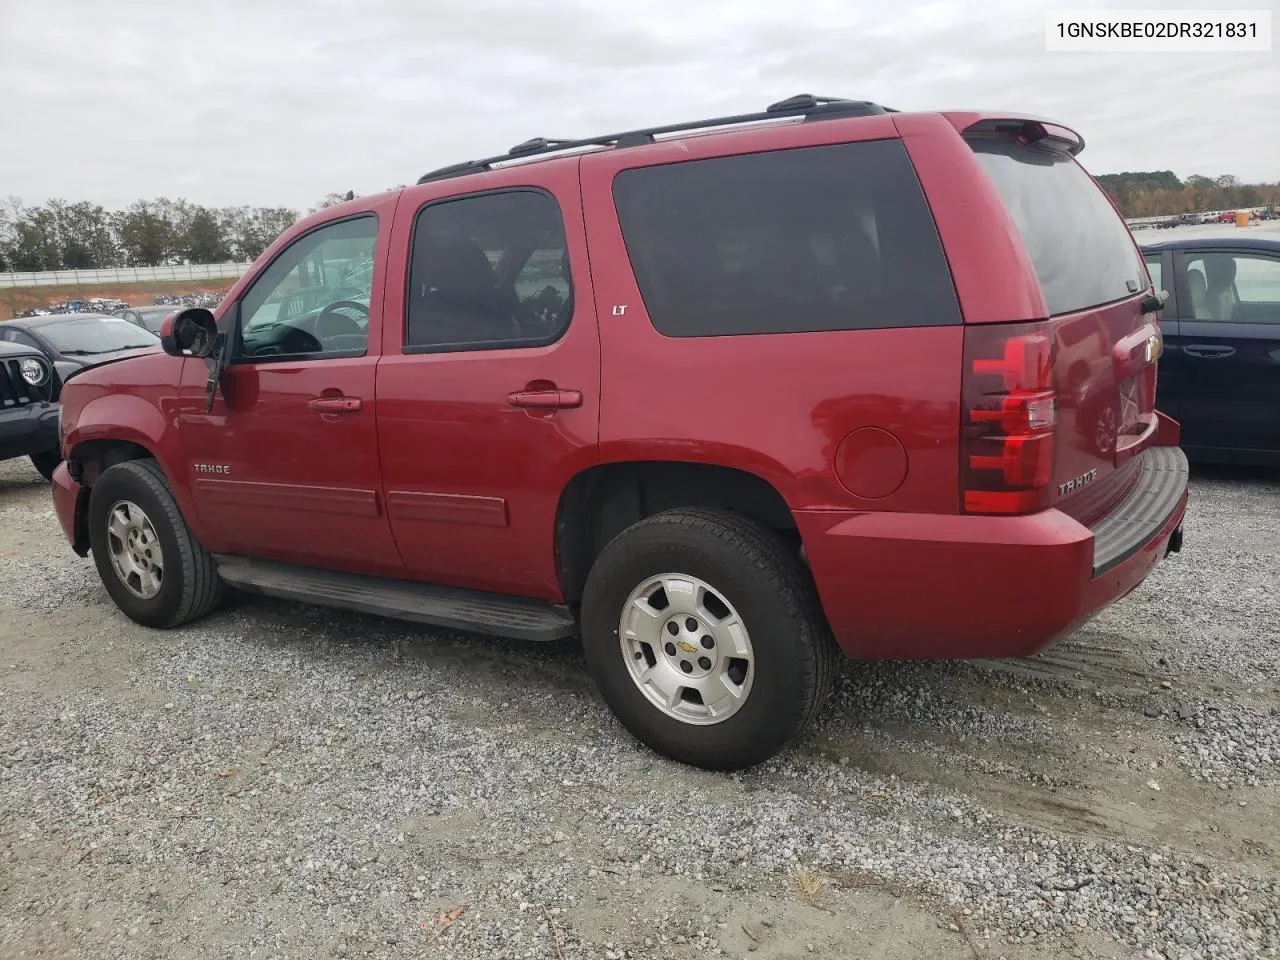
[114,305,178,334]
[0,340,60,480]
[1142,236,1280,465]
[49,95,1188,770]
[0,313,161,385]
[154,292,225,308]
[41,298,128,315]
[1218,211,1239,223]
[1155,213,1198,230]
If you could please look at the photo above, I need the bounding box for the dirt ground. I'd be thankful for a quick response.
[0,279,239,319]
[0,456,1276,960]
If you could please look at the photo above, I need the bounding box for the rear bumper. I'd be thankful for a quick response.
[0,402,59,460]
[797,446,1189,660]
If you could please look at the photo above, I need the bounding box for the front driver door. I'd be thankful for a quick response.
[177,203,406,577]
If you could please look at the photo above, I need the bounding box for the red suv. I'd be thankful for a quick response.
[50,95,1187,770]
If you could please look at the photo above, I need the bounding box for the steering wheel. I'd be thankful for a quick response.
[314,300,369,340]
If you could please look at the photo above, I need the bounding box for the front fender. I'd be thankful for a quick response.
[66,394,169,451]
[64,390,203,543]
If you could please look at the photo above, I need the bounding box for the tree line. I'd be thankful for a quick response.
[0,192,358,274]
[3,171,1278,274]
[1095,172,1280,219]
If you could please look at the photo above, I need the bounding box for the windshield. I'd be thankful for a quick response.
[134,308,176,332]
[40,316,161,354]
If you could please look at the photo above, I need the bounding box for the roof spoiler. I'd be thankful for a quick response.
[962,117,1085,156]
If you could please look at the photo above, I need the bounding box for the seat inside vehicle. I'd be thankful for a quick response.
[1187,266,1210,319]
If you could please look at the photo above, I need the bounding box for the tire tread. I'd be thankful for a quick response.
[625,507,838,732]
[582,506,839,769]
[97,459,223,627]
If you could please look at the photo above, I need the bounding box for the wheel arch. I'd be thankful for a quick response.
[64,438,164,556]
[554,459,800,606]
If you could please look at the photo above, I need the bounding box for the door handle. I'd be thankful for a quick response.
[506,388,583,409]
[1182,344,1235,359]
[307,396,363,413]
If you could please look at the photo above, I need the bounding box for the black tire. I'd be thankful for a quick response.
[87,459,224,628]
[580,507,838,771]
[29,451,60,481]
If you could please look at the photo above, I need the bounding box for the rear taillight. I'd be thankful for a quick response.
[962,324,1057,514]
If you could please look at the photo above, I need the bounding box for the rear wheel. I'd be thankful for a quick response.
[88,459,224,628]
[580,507,838,770]
[29,451,60,481]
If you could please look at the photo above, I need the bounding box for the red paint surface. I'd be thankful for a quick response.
[52,107,1186,660]
[833,427,909,500]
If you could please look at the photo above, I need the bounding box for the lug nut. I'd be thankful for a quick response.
[680,660,693,674]
[700,635,714,649]
[698,656,712,670]
[685,617,698,632]
[666,622,679,636]
[664,642,677,656]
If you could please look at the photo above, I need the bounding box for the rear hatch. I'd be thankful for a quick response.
[959,123,1161,524]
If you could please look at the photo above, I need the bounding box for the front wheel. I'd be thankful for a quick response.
[87,459,224,628]
[580,507,838,770]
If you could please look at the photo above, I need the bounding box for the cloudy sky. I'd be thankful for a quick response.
[1,0,1276,211]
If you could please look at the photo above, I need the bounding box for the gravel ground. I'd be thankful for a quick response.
[0,457,1277,960]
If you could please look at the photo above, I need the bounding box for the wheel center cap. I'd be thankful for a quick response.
[662,616,715,679]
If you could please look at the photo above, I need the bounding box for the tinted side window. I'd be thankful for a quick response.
[611,140,962,338]
[405,190,572,352]
[967,137,1145,317]
[235,215,378,362]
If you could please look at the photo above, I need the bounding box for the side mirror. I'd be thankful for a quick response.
[160,308,218,358]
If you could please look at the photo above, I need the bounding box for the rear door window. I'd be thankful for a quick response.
[611,139,962,338]
[405,189,572,352]
[967,137,1145,317]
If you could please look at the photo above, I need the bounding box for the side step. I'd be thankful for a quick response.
[213,556,579,642]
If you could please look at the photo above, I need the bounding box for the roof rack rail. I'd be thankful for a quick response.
[416,93,894,184]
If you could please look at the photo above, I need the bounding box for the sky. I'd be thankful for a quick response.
[1,0,1276,211]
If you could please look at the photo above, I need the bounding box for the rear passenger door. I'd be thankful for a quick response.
[375,167,601,599]
[1171,247,1280,454]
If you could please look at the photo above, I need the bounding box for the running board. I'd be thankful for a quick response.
[213,556,578,642]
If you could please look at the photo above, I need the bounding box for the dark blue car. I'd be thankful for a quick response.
[1140,236,1280,465]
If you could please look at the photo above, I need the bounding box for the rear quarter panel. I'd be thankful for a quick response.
[895,112,1048,325]
[578,116,963,514]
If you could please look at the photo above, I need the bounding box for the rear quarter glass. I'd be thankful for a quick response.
[610,138,963,337]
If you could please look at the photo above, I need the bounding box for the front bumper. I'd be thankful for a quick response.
[0,402,59,460]
[51,460,89,556]
[796,446,1189,661]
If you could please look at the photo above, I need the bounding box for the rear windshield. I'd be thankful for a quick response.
[967,136,1145,317]
[612,139,963,337]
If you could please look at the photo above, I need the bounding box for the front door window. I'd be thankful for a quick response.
[236,215,379,361]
